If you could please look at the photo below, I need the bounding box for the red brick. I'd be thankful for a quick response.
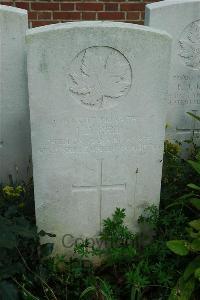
[98,12,124,20]
[82,12,96,20]
[105,3,118,11]
[53,11,81,20]
[120,3,145,11]
[31,2,59,11]
[0,2,13,6]
[60,3,74,11]
[126,12,140,21]
[28,11,37,20]
[31,20,58,28]
[38,12,52,20]
[15,2,29,10]
[76,3,103,11]
[0,0,150,28]
[99,0,125,2]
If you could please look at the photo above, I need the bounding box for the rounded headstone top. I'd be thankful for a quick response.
[147,0,200,10]
[0,4,27,15]
[26,21,171,41]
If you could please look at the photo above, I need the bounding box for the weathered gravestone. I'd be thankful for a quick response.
[26,22,171,254]
[0,5,32,183]
[145,0,200,153]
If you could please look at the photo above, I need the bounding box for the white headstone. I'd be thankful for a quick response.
[145,0,200,152]
[26,22,171,254]
[0,5,32,183]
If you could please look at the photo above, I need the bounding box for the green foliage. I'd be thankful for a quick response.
[167,240,190,256]
[166,113,200,300]
[0,182,56,299]
[74,202,191,300]
[80,277,115,300]
[161,140,197,208]
[1,114,200,299]
[75,207,137,266]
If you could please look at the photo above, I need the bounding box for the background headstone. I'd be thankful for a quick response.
[27,22,171,254]
[145,0,200,153]
[0,5,32,184]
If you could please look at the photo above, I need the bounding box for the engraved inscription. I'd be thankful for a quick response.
[37,115,160,155]
[69,46,132,109]
[178,20,200,69]
[72,159,126,230]
[169,74,200,105]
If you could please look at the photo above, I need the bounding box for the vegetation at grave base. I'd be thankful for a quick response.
[166,151,200,300]
[1,116,200,299]
[165,112,200,300]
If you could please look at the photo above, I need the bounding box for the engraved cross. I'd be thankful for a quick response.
[72,159,126,230]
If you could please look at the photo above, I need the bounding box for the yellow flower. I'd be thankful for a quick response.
[3,185,25,198]
[165,140,180,155]
[3,186,15,196]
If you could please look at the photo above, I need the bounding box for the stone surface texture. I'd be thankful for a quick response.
[27,21,171,254]
[0,5,32,183]
[145,0,200,151]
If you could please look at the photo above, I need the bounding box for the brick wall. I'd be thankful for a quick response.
[0,1,158,28]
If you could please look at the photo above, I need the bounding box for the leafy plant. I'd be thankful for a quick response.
[0,183,56,300]
[80,276,115,300]
[1,128,200,299]
[166,113,200,300]
[75,208,137,265]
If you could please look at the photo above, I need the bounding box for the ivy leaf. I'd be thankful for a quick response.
[190,198,200,210]
[188,160,200,175]
[166,240,189,256]
[168,276,195,300]
[189,219,200,231]
[187,183,200,191]
[186,227,200,239]
[183,256,200,281]
[194,267,200,281]
[191,239,200,251]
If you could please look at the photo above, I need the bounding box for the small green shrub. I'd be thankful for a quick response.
[0,182,56,299]
[166,112,200,300]
[1,114,200,299]
[167,152,200,300]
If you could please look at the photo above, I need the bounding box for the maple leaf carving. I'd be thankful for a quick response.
[69,47,132,108]
[179,21,200,69]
